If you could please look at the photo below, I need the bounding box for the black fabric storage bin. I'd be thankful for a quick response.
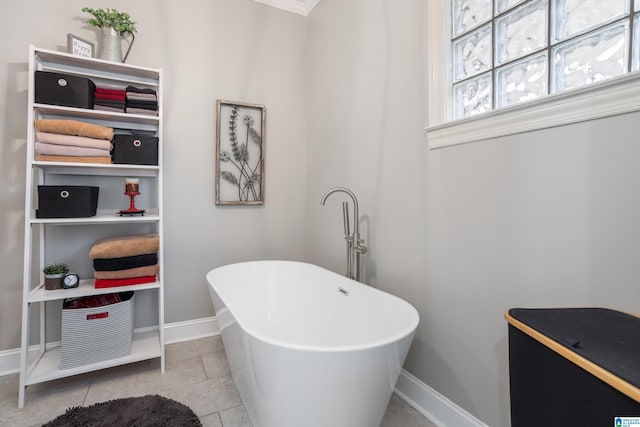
[506,308,640,427]
[34,71,95,109]
[36,186,99,218]
[112,135,159,165]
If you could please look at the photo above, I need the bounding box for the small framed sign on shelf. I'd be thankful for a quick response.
[67,33,94,58]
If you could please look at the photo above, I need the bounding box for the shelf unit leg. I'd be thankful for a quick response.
[18,302,30,408]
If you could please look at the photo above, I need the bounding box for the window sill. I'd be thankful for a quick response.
[426,72,640,149]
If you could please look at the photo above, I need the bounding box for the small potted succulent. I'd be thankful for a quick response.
[43,263,69,290]
[81,7,137,62]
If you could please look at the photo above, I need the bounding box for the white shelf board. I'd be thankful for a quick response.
[34,103,159,126]
[34,47,160,85]
[29,211,160,225]
[24,330,161,386]
[28,279,161,303]
[32,161,159,177]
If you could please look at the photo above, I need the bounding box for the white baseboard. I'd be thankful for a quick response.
[395,369,489,427]
[0,316,220,376]
[163,316,219,344]
[0,348,25,377]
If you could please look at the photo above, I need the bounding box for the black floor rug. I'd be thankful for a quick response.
[42,394,202,426]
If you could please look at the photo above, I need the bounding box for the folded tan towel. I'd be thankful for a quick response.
[93,264,159,280]
[89,234,160,259]
[35,142,111,157]
[36,132,112,150]
[34,119,114,140]
[35,154,112,164]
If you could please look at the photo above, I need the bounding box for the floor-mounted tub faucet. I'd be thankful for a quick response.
[321,187,367,282]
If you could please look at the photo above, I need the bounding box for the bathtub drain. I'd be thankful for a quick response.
[338,287,349,296]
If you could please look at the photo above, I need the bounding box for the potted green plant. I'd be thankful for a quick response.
[81,7,137,62]
[43,263,69,290]
[81,7,136,36]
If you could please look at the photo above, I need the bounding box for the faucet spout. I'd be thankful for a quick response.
[320,187,359,235]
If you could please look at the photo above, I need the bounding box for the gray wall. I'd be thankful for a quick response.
[3,1,640,426]
[306,1,640,426]
[0,0,307,345]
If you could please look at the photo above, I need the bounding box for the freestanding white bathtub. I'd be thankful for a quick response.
[206,260,419,427]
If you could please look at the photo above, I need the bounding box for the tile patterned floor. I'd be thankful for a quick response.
[0,336,436,427]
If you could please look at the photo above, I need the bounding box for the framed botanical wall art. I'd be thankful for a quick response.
[216,99,266,205]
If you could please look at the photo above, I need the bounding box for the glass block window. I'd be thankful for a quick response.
[454,72,493,117]
[551,0,628,43]
[453,0,492,36]
[496,52,547,107]
[451,0,639,119]
[496,0,527,14]
[634,14,640,70]
[552,21,628,92]
[495,0,548,65]
[453,24,493,81]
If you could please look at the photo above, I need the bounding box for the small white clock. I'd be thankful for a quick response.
[63,273,80,289]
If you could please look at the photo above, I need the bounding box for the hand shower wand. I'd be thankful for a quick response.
[342,201,353,279]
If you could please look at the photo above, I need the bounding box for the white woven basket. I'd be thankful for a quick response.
[60,294,134,369]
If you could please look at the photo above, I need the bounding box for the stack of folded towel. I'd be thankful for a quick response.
[126,86,158,116]
[34,119,113,164]
[93,85,126,113]
[89,234,160,289]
